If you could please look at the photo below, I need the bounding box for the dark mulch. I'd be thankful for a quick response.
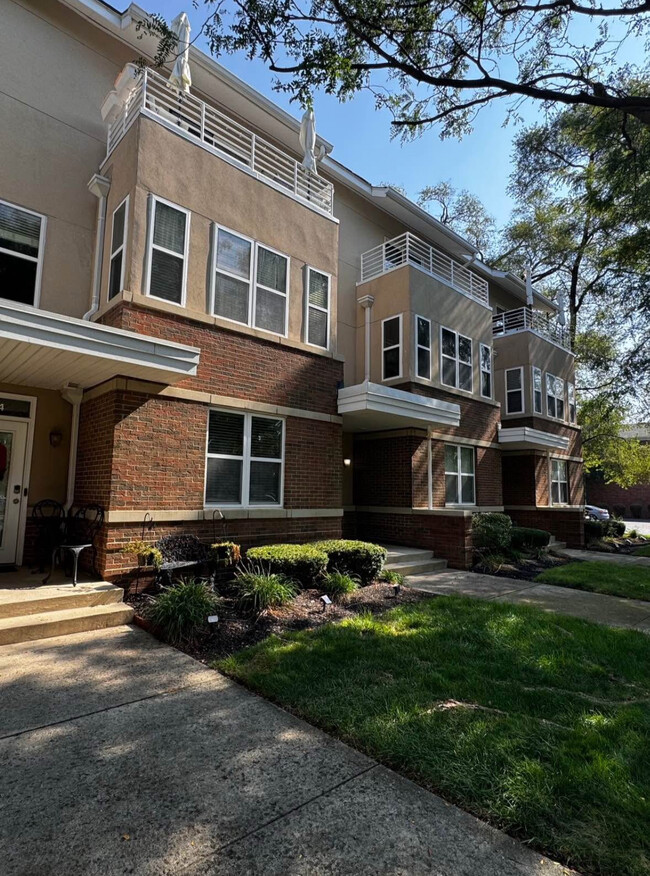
[126,582,428,662]
[587,537,649,556]
[473,551,570,581]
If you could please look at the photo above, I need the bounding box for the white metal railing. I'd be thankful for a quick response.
[359,232,490,304]
[492,307,571,350]
[106,68,334,215]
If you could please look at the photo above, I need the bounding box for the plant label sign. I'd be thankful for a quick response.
[208,615,219,624]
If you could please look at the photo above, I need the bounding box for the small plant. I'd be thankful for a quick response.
[234,565,297,615]
[585,519,606,543]
[322,571,359,600]
[246,544,328,587]
[472,513,512,553]
[510,527,550,550]
[312,540,387,585]
[124,540,163,570]
[379,569,405,586]
[210,541,241,566]
[607,518,626,538]
[146,578,217,645]
[629,529,639,539]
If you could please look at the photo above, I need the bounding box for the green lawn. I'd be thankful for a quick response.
[634,544,650,558]
[536,560,650,601]
[219,596,650,875]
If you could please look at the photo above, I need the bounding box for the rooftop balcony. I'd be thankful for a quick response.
[105,68,334,215]
[493,307,571,352]
[359,232,489,306]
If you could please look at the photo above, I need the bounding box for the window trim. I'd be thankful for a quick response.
[532,366,543,415]
[550,457,569,506]
[210,222,290,338]
[204,408,285,509]
[505,366,524,415]
[480,343,492,399]
[304,265,331,349]
[414,314,432,380]
[444,443,476,507]
[381,313,403,381]
[567,381,576,424]
[108,195,129,301]
[145,194,190,308]
[440,325,473,393]
[0,198,47,308]
[546,372,566,421]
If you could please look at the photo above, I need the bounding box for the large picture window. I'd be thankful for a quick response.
[505,367,524,414]
[382,315,402,380]
[445,444,475,505]
[441,327,472,391]
[546,373,565,420]
[305,267,330,348]
[551,459,569,505]
[108,196,128,300]
[146,196,189,305]
[205,410,284,507]
[0,199,46,306]
[415,315,431,380]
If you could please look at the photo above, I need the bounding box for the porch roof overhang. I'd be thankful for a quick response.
[338,381,460,433]
[0,300,200,390]
[498,426,570,451]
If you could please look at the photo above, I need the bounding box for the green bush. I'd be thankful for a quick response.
[246,543,328,587]
[379,569,405,586]
[510,527,551,549]
[607,518,626,538]
[585,519,605,542]
[234,567,297,615]
[322,571,359,600]
[312,539,387,585]
[472,513,512,553]
[146,578,217,646]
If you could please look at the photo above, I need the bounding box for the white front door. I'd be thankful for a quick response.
[0,421,28,565]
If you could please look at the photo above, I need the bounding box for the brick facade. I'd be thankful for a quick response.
[507,508,585,548]
[586,476,650,519]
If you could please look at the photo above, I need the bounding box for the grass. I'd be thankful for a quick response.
[536,560,650,602]
[219,596,650,875]
[634,544,650,558]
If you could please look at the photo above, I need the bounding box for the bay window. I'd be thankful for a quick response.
[445,444,475,505]
[546,373,565,420]
[0,199,46,306]
[441,327,472,391]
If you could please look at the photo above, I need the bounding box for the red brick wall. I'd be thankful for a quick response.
[353,434,422,507]
[507,508,584,548]
[397,382,500,442]
[502,453,584,508]
[586,478,650,518]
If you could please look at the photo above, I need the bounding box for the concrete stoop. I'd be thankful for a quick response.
[549,537,567,551]
[382,545,448,577]
[0,584,133,646]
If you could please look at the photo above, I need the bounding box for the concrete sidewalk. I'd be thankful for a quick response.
[558,547,650,567]
[408,569,650,632]
[0,625,571,876]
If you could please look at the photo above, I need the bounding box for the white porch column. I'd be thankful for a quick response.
[358,294,375,383]
[61,384,84,511]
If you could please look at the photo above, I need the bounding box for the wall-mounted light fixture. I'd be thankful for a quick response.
[343,458,352,467]
[49,429,63,448]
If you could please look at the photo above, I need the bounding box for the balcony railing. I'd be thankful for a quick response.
[106,68,334,215]
[492,307,571,351]
[359,232,489,305]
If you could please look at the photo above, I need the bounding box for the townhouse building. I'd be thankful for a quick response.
[0,0,584,581]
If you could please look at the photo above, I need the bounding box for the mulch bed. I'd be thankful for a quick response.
[126,582,429,662]
[473,551,570,581]
[587,537,648,556]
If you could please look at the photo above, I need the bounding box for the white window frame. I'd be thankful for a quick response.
[440,326,473,392]
[145,194,190,307]
[204,408,285,509]
[304,265,331,349]
[382,313,403,381]
[210,223,289,337]
[568,382,576,424]
[546,372,566,421]
[505,366,524,415]
[532,366,543,415]
[415,314,432,380]
[108,195,129,301]
[480,343,492,399]
[444,443,476,506]
[550,458,569,505]
[0,198,47,308]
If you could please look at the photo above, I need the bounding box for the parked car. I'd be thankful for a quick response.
[585,504,610,522]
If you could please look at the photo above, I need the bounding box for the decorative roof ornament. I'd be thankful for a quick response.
[167,12,192,94]
[299,107,318,174]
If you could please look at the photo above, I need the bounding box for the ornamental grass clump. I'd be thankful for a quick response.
[379,569,405,586]
[146,578,217,646]
[321,571,359,601]
[234,565,297,616]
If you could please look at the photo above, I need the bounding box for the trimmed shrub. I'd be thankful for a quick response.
[510,527,551,549]
[630,504,643,519]
[246,543,328,587]
[613,504,626,518]
[234,567,297,615]
[312,540,387,585]
[585,520,606,542]
[146,578,217,645]
[379,569,405,586]
[472,513,512,553]
[607,519,626,538]
[322,571,359,600]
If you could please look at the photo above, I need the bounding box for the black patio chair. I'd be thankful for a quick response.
[43,503,105,586]
[31,500,66,574]
[154,534,210,589]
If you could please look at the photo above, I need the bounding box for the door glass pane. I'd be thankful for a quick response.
[208,411,244,455]
[214,273,249,323]
[217,229,251,278]
[0,432,13,547]
[251,417,282,459]
[205,457,242,504]
[255,287,286,334]
[153,201,185,253]
[249,461,281,504]
[257,247,287,292]
[150,249,183,303]
[0,203,41,257]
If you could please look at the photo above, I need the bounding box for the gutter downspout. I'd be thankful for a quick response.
[84,174,111,321]
[61,385,84,512]
[358,295,375,383]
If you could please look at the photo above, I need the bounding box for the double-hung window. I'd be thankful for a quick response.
[147,196,189,305]
[480,344,492,398]
[532,367,543,414]
[205,410,284,507]
[382,315,402,380]
[441,327,472,391]
[568,382,576,423]
[108,196,128,300]
[415,315,431,380]
[445,444,475,505]
[505,367,524,414]
[305,267,330,348]
[0,199,46,306]
[212,225,289,335]
[550,459,569,504]
[546,373,565,420]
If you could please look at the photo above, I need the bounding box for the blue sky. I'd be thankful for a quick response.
[146,2,645,226]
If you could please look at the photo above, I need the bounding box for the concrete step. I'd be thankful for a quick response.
[382,545,435,565]
[0,583,124,620]
[386,558,448,576]
[0,603,134,646]
[548,538,567,551]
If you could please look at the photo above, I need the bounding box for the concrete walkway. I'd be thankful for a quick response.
[0,625,572,876]
[559,547,650,567]
[408,569,650,632]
